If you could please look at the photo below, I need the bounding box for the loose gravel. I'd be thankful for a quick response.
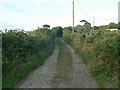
[17,44,59,88]
[17,40,97,88]
[64,41,98,88]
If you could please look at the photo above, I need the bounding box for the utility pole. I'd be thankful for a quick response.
[72,0,74,33]
[93,17,95,31]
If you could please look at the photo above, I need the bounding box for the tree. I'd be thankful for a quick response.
[51,26,63,37]
[56,27,63,37]
[43,24,50,29]
[108,22,117,29]
[94,26,99,30]
[99,25,109,30]
[80,20,91,32]
[63,26,72,31]
[75,24,83,33]
[118,22,120,31]
[84,22,91,32]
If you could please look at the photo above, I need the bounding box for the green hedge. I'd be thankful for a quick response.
[63,29,119,88]
[2,28,55,88]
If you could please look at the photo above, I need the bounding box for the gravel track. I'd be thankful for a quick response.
[17,44,59,88]
[63,41,98,88]
[17,40,97,88]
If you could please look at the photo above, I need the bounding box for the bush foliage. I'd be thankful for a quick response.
[63,27,119,88]
[2,28,55,88]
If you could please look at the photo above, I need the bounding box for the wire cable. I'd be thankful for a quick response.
[76,0,91,18]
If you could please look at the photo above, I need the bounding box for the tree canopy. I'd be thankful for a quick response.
[108,22,118,29]
[43,24,50,29]
[51,26,63,37]
[118,22,120,30]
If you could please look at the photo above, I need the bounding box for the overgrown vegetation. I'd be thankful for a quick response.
[63,25,119,88]
[2,28,55,88]
[0,32,2,89]
[2,22,119,88]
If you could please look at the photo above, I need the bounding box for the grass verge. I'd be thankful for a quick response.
[52,38,73,87]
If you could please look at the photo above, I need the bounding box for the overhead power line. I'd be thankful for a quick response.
[75,0,95,27]
[76,0,88,17]
[72,0,74,33]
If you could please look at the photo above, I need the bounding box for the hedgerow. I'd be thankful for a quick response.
[63,28,119,88]
[2,28,55,88]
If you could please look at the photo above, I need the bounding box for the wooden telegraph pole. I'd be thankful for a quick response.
[72,0,74,33]
[93,17,95,31]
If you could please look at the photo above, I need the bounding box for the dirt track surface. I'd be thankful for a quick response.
[18,44,59,88]
[64,41,97,88]
[17,40,97,88]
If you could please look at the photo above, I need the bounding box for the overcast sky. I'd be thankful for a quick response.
[0,0,119,31]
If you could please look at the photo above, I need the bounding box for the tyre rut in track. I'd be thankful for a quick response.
[17,39,97,88]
